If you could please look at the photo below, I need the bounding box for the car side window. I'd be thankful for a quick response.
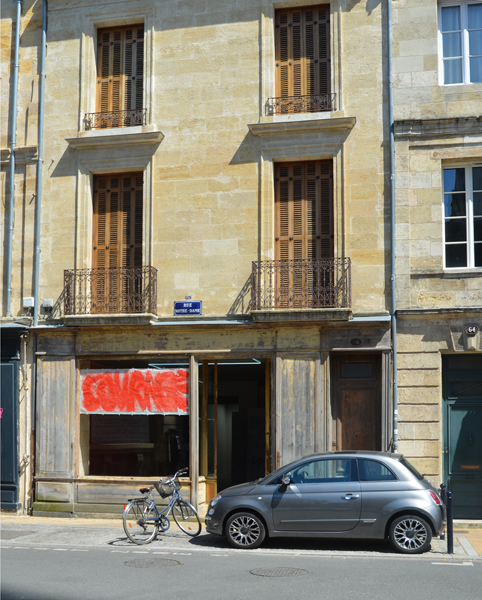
[358,459,397,482]
[284,458,353,484]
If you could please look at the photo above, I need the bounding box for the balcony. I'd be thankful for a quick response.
[251,258,351,322]
[83,108,147,131]
[265,94,336,116]
[64,267,157,320]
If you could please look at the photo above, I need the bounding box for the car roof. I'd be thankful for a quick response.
[297,451,402,460]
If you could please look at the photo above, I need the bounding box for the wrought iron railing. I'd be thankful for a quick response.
[265,94,336,116]
[83,108,147,130]
[64,266,157,315]
[251,258,351,310]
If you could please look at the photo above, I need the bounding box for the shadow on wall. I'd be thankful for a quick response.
[227,274,252,316]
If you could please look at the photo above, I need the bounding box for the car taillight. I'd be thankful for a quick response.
[427,490,441,505]
[123,504,127,510]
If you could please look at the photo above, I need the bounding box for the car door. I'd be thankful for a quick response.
[357,458,407,522]
[272,457,361,532]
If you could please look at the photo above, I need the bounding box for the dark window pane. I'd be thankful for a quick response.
[468,4,482,29]
[474,192,482,216]
[444,58,463,84]
[358,459,397,482]
[445,218,467,242]
[444,193,466,216]
[474,217,482,241]
[473,168,482,192]
[443,32,462,57]
[469,29,482,56]
[475,243,482,267]
[470,56,482,82]
[442,6,461,31]
[341,363,373,378]
[443,168,465,192]
[446,243,467,268]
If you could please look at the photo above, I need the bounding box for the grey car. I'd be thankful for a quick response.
[205,451,446,554]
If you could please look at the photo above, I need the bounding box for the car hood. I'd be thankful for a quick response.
[217,480,260,497]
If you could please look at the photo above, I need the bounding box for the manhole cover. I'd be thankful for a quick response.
[249,568,308,578]
[124,559,181,569]
[0,531,35,540]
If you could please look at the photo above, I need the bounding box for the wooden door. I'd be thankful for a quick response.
[92,173,143,313]
[331,355,381,451]
[274,161,333,307]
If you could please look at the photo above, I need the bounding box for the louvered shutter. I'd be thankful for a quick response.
[275,161,333,307]
[275,5,330,101]
[93,174,143,313]
[97,25,144,122]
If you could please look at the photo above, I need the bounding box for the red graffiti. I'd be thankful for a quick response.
[81,369,189,414]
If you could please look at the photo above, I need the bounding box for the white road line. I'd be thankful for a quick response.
[71,549,88,552]
[14,547,29,549]
[112,551,130,553]
[211,554,229,557]
[173,552,191,555]
[33,548,49,550]
[133,551,149,554]
[53,549,68,551]
[431,561,473,566]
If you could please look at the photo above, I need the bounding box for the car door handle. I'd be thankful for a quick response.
[342,494,360,500]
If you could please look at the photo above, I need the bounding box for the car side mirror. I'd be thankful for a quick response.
[281,476,291,486]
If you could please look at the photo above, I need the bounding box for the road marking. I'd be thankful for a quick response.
[211,554,229,557]
[14,547,29,549]
[71,549,88,552]
[112,551,130,553]
[133,551,149,554]
[431,561,473,566]
[33,548,49,550]
[152,552,170,554]
[53,549,68,551]
[173,552,191,555]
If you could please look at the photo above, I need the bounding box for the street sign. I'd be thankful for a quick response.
[173,301,202,316]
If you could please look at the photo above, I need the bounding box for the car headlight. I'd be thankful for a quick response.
[208,508,215,515]
[210,494,222,507]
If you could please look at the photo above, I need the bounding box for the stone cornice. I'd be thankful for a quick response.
[394,116,482,139]
[0,146,38,166]
[66,126,164,150]
[248,116,356,137]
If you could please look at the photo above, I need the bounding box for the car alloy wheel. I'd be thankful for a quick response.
[225,512,266,549]
[389,515,432,554]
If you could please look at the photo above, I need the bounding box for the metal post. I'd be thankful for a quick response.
[447,491,454,554]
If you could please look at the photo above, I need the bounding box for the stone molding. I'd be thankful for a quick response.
[248,116,356,137]
[394,116,482,139]
[0,146,38,166]
[66,126,164,150]
[63,313,157,327]
[251,308,352,322]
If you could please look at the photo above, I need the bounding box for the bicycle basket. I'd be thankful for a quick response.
[154,482,174,499]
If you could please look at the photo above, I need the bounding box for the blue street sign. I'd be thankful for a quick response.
[173,301,202,316]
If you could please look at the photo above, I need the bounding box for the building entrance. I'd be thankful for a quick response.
[199,360,269,499]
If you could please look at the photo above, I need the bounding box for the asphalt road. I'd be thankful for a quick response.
[2,543,481,600]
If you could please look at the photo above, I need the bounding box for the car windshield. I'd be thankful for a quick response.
[398,456,424,480]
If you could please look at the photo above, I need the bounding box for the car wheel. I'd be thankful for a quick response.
[225,512,266,549]
[389,515,432,554]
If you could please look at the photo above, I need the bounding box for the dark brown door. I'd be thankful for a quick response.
[331,355,381,451]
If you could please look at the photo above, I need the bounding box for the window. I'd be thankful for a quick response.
[358,459,397,482]
[443,165,482,268]
[273,5,332,113]
[284,458,354,484]
[93,25,145,128]
[439,2,482,84]
[92,173,143,313]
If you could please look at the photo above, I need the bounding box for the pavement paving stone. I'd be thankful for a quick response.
[0,514,479,558]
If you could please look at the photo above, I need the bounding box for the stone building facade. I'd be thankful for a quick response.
[1,0,480,518]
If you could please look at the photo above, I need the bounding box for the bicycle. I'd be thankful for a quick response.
[123,467,202,545]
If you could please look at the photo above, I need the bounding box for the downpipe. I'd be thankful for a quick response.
[387,0,398,452]
[6,0,23,317]
[33,0,47,327]
[20,331,30,514]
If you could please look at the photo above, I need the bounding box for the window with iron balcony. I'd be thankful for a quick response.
[266,5,335,116]
[83,25,146,131]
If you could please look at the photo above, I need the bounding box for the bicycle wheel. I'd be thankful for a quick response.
[123,500,159,545]
[172,499,201,537]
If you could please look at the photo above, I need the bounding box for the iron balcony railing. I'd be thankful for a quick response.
[83,108,147,131]
[251,258,351,311]
[64,266,157,316]
[265,93,336,116]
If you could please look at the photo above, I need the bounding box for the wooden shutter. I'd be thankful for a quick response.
[275,161,333,261]
[275,5,330,99]
[97,25,144,117]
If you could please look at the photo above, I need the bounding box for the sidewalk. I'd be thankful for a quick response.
[1,514,480,558]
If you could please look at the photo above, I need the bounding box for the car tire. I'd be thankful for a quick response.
[388,514,432,554]
[225,512,266,549]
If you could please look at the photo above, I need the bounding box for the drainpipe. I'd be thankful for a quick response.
[387,0,398,452]
[20,331,30,514]
[6,0,22,318]
[33,0,47,327]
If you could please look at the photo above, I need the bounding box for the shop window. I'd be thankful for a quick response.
[439,2,482,85]
[443,164,482,268]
